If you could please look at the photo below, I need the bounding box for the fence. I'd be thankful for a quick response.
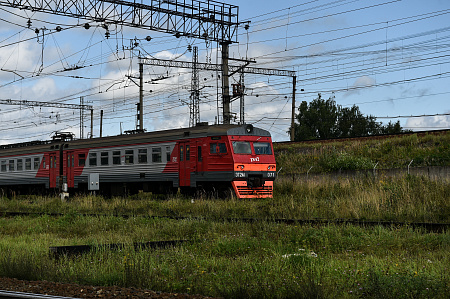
[277,166,450,182]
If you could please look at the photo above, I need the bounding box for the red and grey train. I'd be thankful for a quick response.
[0,124,276,198]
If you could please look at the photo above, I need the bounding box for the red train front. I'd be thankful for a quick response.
[173,124,276,198]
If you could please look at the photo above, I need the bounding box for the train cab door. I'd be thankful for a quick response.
[49,152,58,189]
[66,150,75,188]
[179,141,195,187]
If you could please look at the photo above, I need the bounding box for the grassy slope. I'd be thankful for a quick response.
[274,132,450,173]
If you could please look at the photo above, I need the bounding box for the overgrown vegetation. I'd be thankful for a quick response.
[0,214,448,298]
[275,132,449,173]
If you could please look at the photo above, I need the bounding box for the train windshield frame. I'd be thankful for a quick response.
[254,142,272,155]
[232,141,252,154]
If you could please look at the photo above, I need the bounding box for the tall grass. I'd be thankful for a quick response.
[1,175,448,223]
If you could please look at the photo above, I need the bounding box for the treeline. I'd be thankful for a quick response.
[293,94,408,141]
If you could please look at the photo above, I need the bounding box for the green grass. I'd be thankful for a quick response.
[0,175,448,297]
[274,132,450,173]
[0,216,448,298]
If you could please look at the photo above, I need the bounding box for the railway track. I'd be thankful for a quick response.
[1,211,448,233]
[0,290,77,299]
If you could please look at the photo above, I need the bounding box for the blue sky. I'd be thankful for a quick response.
[0,0,449,143]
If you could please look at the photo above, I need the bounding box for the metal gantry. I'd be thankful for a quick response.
[0,0,239,43]
[0,99,93,139]
[139,57,296,77]
[139,56,296,126]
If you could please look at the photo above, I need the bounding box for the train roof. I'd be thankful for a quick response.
[0,124,271,155]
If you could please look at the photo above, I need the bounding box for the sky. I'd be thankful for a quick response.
[0,0,449,144]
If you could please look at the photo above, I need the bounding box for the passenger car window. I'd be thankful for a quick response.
[166,146,171,162]
[25,158,32,170]
[8,160,14,171]
[17,159,23,171]
[138,149,147,163]
[112,151,121,165]
[254,142,272,155]
[101,152,109,165]
[78,154,85,166]
[89,153,97,166]
[152,148,162,163]
[1,161,6,172]
[210,143,227,154]
[232,141,252,154]
[125,150,134,164]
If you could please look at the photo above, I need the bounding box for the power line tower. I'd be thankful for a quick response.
[190,46,200,127]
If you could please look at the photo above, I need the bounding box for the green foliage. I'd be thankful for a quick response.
[294,93,406,141]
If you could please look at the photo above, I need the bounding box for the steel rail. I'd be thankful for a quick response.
[1,211,448,232]
[0,290,78,299]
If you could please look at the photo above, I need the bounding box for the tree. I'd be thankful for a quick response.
[293,94,406,141]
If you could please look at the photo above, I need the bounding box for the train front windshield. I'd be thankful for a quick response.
[232,141,272,155]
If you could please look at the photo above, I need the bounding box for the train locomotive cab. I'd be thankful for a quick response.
[228,125,276,198]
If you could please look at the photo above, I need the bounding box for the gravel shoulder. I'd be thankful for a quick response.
[0,277,219,298]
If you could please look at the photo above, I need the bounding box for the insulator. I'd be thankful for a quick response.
[35,28,39,34]
[187,45,192,52]
[27,19,32,28]
[105,31,110,39]
[56,26,62,32]
[84,23,90,30]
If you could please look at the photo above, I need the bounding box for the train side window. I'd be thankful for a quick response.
[17,159,23,171]
[210,143,227,154]
[180,146,184,161]
[198,146,202,162]
[9,160,14,171]
[42,157,46,169]
[112,151,121,165]
[186,145,190,161]
[125,150,134,164]
[138,149,148,163]
[78,154,85,166]
[101,152,109,166]
[25,158,31,170]
[1,161,6,172]
[89,153,97,166]
[152,147,162,163]
[166,146,171,162]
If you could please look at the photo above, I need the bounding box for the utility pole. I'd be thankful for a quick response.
[290,76,297,141]
[100,110,103,138]
[190,46,200,127]
[138,62,144,131]
[221,42,231,124]
[90,109,94,139]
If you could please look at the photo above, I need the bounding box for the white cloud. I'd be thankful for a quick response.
[405,112,450,131]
